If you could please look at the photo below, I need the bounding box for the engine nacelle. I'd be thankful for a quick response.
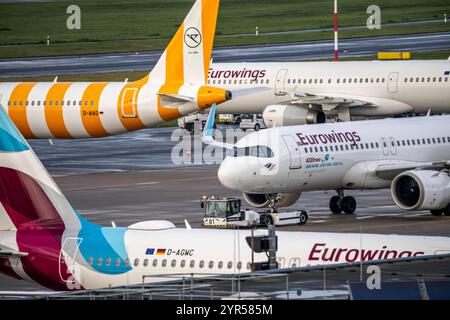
[262,105,326,127]
[242,192,301,208]
[391,170,450,211]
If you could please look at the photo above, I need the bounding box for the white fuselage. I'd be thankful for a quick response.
[218,115,450,194]
[209,60,450,116]
[42,227,450,289]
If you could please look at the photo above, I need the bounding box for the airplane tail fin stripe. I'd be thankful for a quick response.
[149,0,220,86]
[201,0,219,82]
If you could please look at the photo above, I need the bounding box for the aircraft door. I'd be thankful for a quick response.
[121,88,138,118]
[388,136,397,155]
[276,257,285,268]
[288,258,300,268]
[282,135,302,169]
[275,69,288,96]
[59,237,83,289]
[380,137,389,156]
[388,72,399,94]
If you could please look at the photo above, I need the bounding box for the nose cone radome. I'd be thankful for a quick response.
[218,160,241,190]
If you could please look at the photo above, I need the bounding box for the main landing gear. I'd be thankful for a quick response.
[430,204,450,217]
[329,189,356,214]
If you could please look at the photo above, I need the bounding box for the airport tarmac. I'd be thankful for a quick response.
[1,32,450,77]
[1,126,450,295]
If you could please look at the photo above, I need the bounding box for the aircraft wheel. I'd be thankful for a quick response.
[298,211,308,225]
[329,196,342,214]
[430,209,443,217]
[261,214,273,226]
[254,124,260,131]
[443,204,450,216]
[342,196,356,214]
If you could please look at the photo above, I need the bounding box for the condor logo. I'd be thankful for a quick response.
[184,27,202,48]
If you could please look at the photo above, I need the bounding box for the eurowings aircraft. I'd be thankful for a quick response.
[209,61,450,124]
[204,105,450,216]
[1,105,450,290]
[0,0,231,139]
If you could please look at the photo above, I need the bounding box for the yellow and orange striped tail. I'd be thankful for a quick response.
[148,0,220,86]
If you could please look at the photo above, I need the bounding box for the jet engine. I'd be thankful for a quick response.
[262,105,326,127]
[242,192,301,208]
[391,170,450,211]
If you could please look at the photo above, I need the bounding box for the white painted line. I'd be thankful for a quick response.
[405,212,429,217]
[356,216,374,220]
[309,220,327,223]
[135,181,159,186]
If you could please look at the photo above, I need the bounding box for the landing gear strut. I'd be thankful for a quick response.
[329,189,356,214]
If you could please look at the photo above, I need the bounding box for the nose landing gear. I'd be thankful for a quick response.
[329,189,356,214]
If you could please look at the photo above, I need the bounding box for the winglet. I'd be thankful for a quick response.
[201,104,234,149]
[202,103,217,144]
[184,219,192,230]
[426,109,431,117]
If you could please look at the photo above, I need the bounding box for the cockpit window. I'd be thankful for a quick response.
[232,146,274,158]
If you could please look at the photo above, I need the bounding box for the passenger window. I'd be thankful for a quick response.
[208,261,214,269]
[88,257,94,265]
[227,261,233,269]
[181,260,186,268]
[162,259,167,267]
[106,257,111,266]
[171,259,176,267]
[190,260,195,268]
[199,260,205,268]
[134,258,139,267]
[153,259,158,267]
[97,257,103,266]
[237,261,242,270]
[143,259,148,267]
[218,261,223,269]
[116,258,121,267]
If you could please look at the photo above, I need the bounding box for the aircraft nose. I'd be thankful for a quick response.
[218,161,242,190]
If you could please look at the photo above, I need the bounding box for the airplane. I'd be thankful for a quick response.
[203,105,450,216]
[2,1,450,140]
[1,104,450,291]
[0,0,232,139]
[207,60,450,124]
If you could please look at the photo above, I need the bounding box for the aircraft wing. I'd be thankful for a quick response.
[375,161,450,180]
[0,244,28,258]
[292,92,372,111]
[292,91,413,113]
